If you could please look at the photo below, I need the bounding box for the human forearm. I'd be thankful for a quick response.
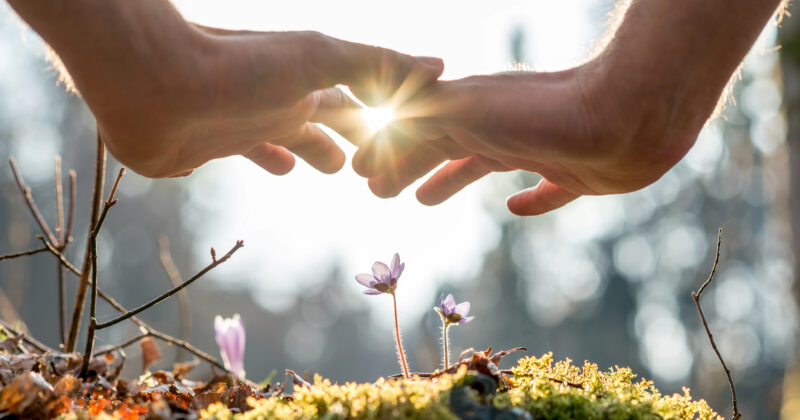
[7,0,205,109]
[594,0,783,143]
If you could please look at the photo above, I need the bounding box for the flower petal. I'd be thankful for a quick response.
[363,289,382,295]
[443,294,456,313]
[355,273,375,287]
[390,253,401,275]
[372,262,391,281]
[460,316,475,324]
[454,301,470,317]
[395,262,405,280]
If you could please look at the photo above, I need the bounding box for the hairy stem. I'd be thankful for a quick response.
[391,293,410,378]
[442,323,450,370]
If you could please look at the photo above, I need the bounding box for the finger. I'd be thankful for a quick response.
[368,143,447,198]
[506,180,581,216]
[352,127,417,177]
[292,32,444,105]
[278,123,346,174]
[168,169,194,178]
[309,87,372,147]
[243,143,296,175]
[416,155,511,206]
[351,56,445,108]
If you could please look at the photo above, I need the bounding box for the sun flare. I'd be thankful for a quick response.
[361,106,395,132]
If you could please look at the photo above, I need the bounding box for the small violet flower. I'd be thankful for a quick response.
[214,314,246,379]
[355,253,410,378]
[356,253,405,295]
[435,294,475,326]
[434,294,474,370]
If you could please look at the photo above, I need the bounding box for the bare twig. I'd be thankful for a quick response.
[0,318,53,353]
[692,228,740,420]
[57,171,76,347]
[38,237,81,275]
[63,170,77,249]
[55,157,64,243]
[8,157,57,245]
[43,234,232,373]
[95,333,150,357]
[67,133,106,352]
[0,247,48,261]
[81,168,125,377]
[158,236,191,362]
[55,157,67,346]
[95,240,244,330]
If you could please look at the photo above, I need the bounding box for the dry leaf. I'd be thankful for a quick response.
[140,337,162,373]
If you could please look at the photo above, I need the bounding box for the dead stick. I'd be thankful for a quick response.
[54,157,67,346]
[38,237,81,275]
[158,236,191,362]
[96,241,244,329]
[66,132,106,352]
[691,228,740,420]
[95,333,150,357]
[0,247,48,261]
[39,231,233,374]
[8,157,57,245]
[54,157,64,243]
[63,170,77,249]
[80,168,124,378]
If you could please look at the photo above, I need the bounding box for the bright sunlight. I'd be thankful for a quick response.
[361,106,395,132]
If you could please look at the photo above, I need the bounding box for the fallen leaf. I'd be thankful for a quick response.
[140,337,162,373]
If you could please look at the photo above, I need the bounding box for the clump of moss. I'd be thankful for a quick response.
[200,353,721,420]
[499,352,722,420]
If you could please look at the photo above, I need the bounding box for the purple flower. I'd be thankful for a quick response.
[214,314,246,379]
[355,253,405,295]
[435,294,475,325]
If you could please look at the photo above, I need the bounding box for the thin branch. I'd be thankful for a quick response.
[158,236,191,362]
[54,157,67,346]
[43,237,232,374]
[37,237,81,275]
[56,172,77,346]
[691,228,740,420]
[63,170,77,249]
[8,157,57,245]
[81,168,125,378]
[0,247,48,261]
[95,333,150,357]
[67,133,106,352]
[0,318,53,353]
[55,157,64,244]
[95,240,244,330]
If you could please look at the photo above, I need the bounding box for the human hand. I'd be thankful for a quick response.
[100,27,443,177]
[8,0,443,178]
[353,63,707,215]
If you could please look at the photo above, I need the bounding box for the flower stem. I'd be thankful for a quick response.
[392,293,410,378]
[442,323,450,370]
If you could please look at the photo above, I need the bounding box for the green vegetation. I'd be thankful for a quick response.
[199,353,722,420]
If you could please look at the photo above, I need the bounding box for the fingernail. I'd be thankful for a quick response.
[417,56,444,71]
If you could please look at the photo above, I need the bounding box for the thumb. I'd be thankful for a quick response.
[506,180,580,216]
[295,33,444,105]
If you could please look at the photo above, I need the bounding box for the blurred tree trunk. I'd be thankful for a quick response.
[779,2,800,419]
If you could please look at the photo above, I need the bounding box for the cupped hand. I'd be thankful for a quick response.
[354,63,705,215]
[68,24,443,177]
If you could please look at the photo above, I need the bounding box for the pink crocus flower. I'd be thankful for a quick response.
[214,314,246,379]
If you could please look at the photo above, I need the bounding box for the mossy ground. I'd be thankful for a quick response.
[199,353,722,420]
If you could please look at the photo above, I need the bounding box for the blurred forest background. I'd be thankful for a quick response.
[1,1,800,419]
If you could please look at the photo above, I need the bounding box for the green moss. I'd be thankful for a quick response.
[199,353,721,420]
